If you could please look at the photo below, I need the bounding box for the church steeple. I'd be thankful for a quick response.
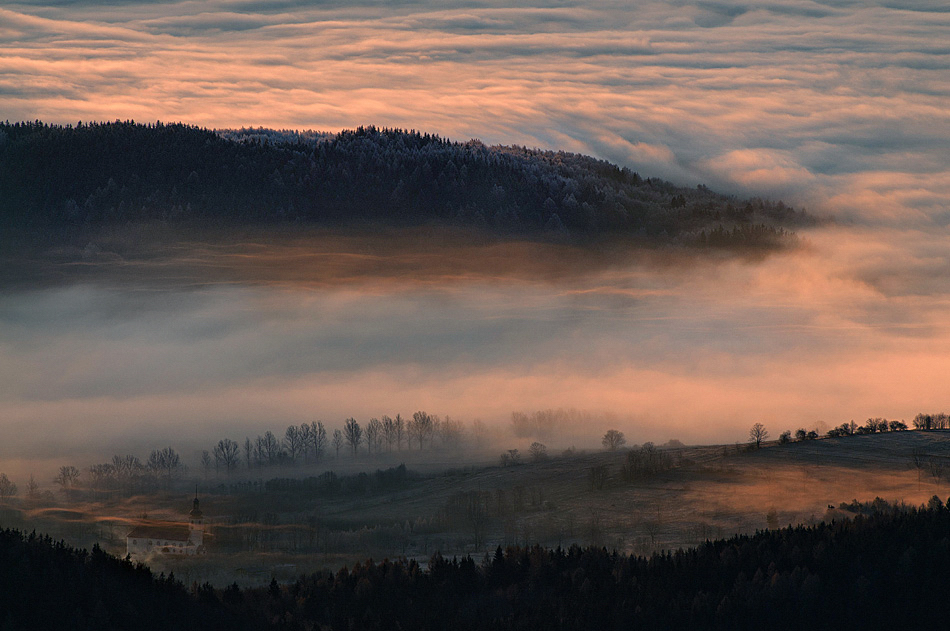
[188,486,204,548]
[190,485,203,520]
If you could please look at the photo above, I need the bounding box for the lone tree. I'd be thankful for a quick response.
[529,442,548,462]
[602,429,627,451]
[749,423,769,448]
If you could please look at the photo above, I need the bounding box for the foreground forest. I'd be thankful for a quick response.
[0,121,811,247]
[4,497,950,630]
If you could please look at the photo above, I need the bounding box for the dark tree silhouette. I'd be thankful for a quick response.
[410,411,433,450]
[602,429,626,450]
[0,473,16,503]
[213,439,241,475]
[343,418,363,457]
[332,429,344,458]
[0,121,811,249]
[749,423,769,448]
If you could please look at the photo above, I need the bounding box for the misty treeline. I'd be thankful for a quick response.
[7,497,950,630]
[0,121,810,246]
[510,409,608,439]
[209,412,473,476]
[0,412,484,505]
[0,447,191,506]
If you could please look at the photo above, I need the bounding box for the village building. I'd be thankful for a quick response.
[126,493,205,559]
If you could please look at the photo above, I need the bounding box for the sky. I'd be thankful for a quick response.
[2,0,948,218]
[1,0,949,475]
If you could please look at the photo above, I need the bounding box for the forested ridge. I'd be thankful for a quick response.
[0,121,811,246]
[4,497,950,630]
[0,529,248,631]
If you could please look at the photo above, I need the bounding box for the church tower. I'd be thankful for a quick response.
[188,487,204,548]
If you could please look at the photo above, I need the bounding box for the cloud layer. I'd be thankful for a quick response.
[1,0,948,220]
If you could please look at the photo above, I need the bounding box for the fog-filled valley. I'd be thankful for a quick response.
[4,220,950,474]
[4,215,950,589]
[3,0,949,625]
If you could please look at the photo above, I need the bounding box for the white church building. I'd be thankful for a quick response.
[126,494,205,559]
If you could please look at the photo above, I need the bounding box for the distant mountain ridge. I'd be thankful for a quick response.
[0,121,812,247]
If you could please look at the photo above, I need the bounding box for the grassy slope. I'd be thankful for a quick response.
[5,431,947,587]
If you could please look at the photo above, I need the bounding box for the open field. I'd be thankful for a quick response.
[2,430,949,587]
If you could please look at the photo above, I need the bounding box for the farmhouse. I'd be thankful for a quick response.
[126,494,205,559]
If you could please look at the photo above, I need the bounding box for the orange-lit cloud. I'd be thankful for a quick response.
[1,1,947,219]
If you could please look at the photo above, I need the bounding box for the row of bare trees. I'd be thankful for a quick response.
[80,447,183,496]
[0,447,192,504]
[200,412,472,476]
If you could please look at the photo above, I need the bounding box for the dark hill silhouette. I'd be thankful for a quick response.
[0,529,254,631]
[4,497,950,630]
[0,121,812,247]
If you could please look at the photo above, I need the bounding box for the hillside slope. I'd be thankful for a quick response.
[0,121,811,247]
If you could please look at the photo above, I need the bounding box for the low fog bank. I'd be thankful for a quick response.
[3,222,950,477]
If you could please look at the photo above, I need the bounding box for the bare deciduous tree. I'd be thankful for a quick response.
[382,415,397,452]
[255,431,282,466]
[749,423,769,448]
[243,437,253,470]
[148,447,182,486]
[213,439,241,475]
[298,423,313,460]
[26,475,38,501]
[395,414,406,450]
[437,416,463,450]
[929,457,944,484]
[500,449,521,467]
[0,473,17,503]
[470,419,487,448]
[111,455,144,495]
[54,466,81,498]
[409,411,433,450]
[343,418,363,457]
[366,418,382,455]
[913,448,926,489]
[87,464,115,493]
[332,429,344,458]
[284,425,304,463]
[529,442,548,462]
[200,450,213,476]
[311,421,328,460]
[602,429,626,451]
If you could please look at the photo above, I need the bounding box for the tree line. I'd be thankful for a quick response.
[0,121,811,246]
[210,412,468,476]
[0,412,477,504]
[6,496,950,630]
[745,413,950,449]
